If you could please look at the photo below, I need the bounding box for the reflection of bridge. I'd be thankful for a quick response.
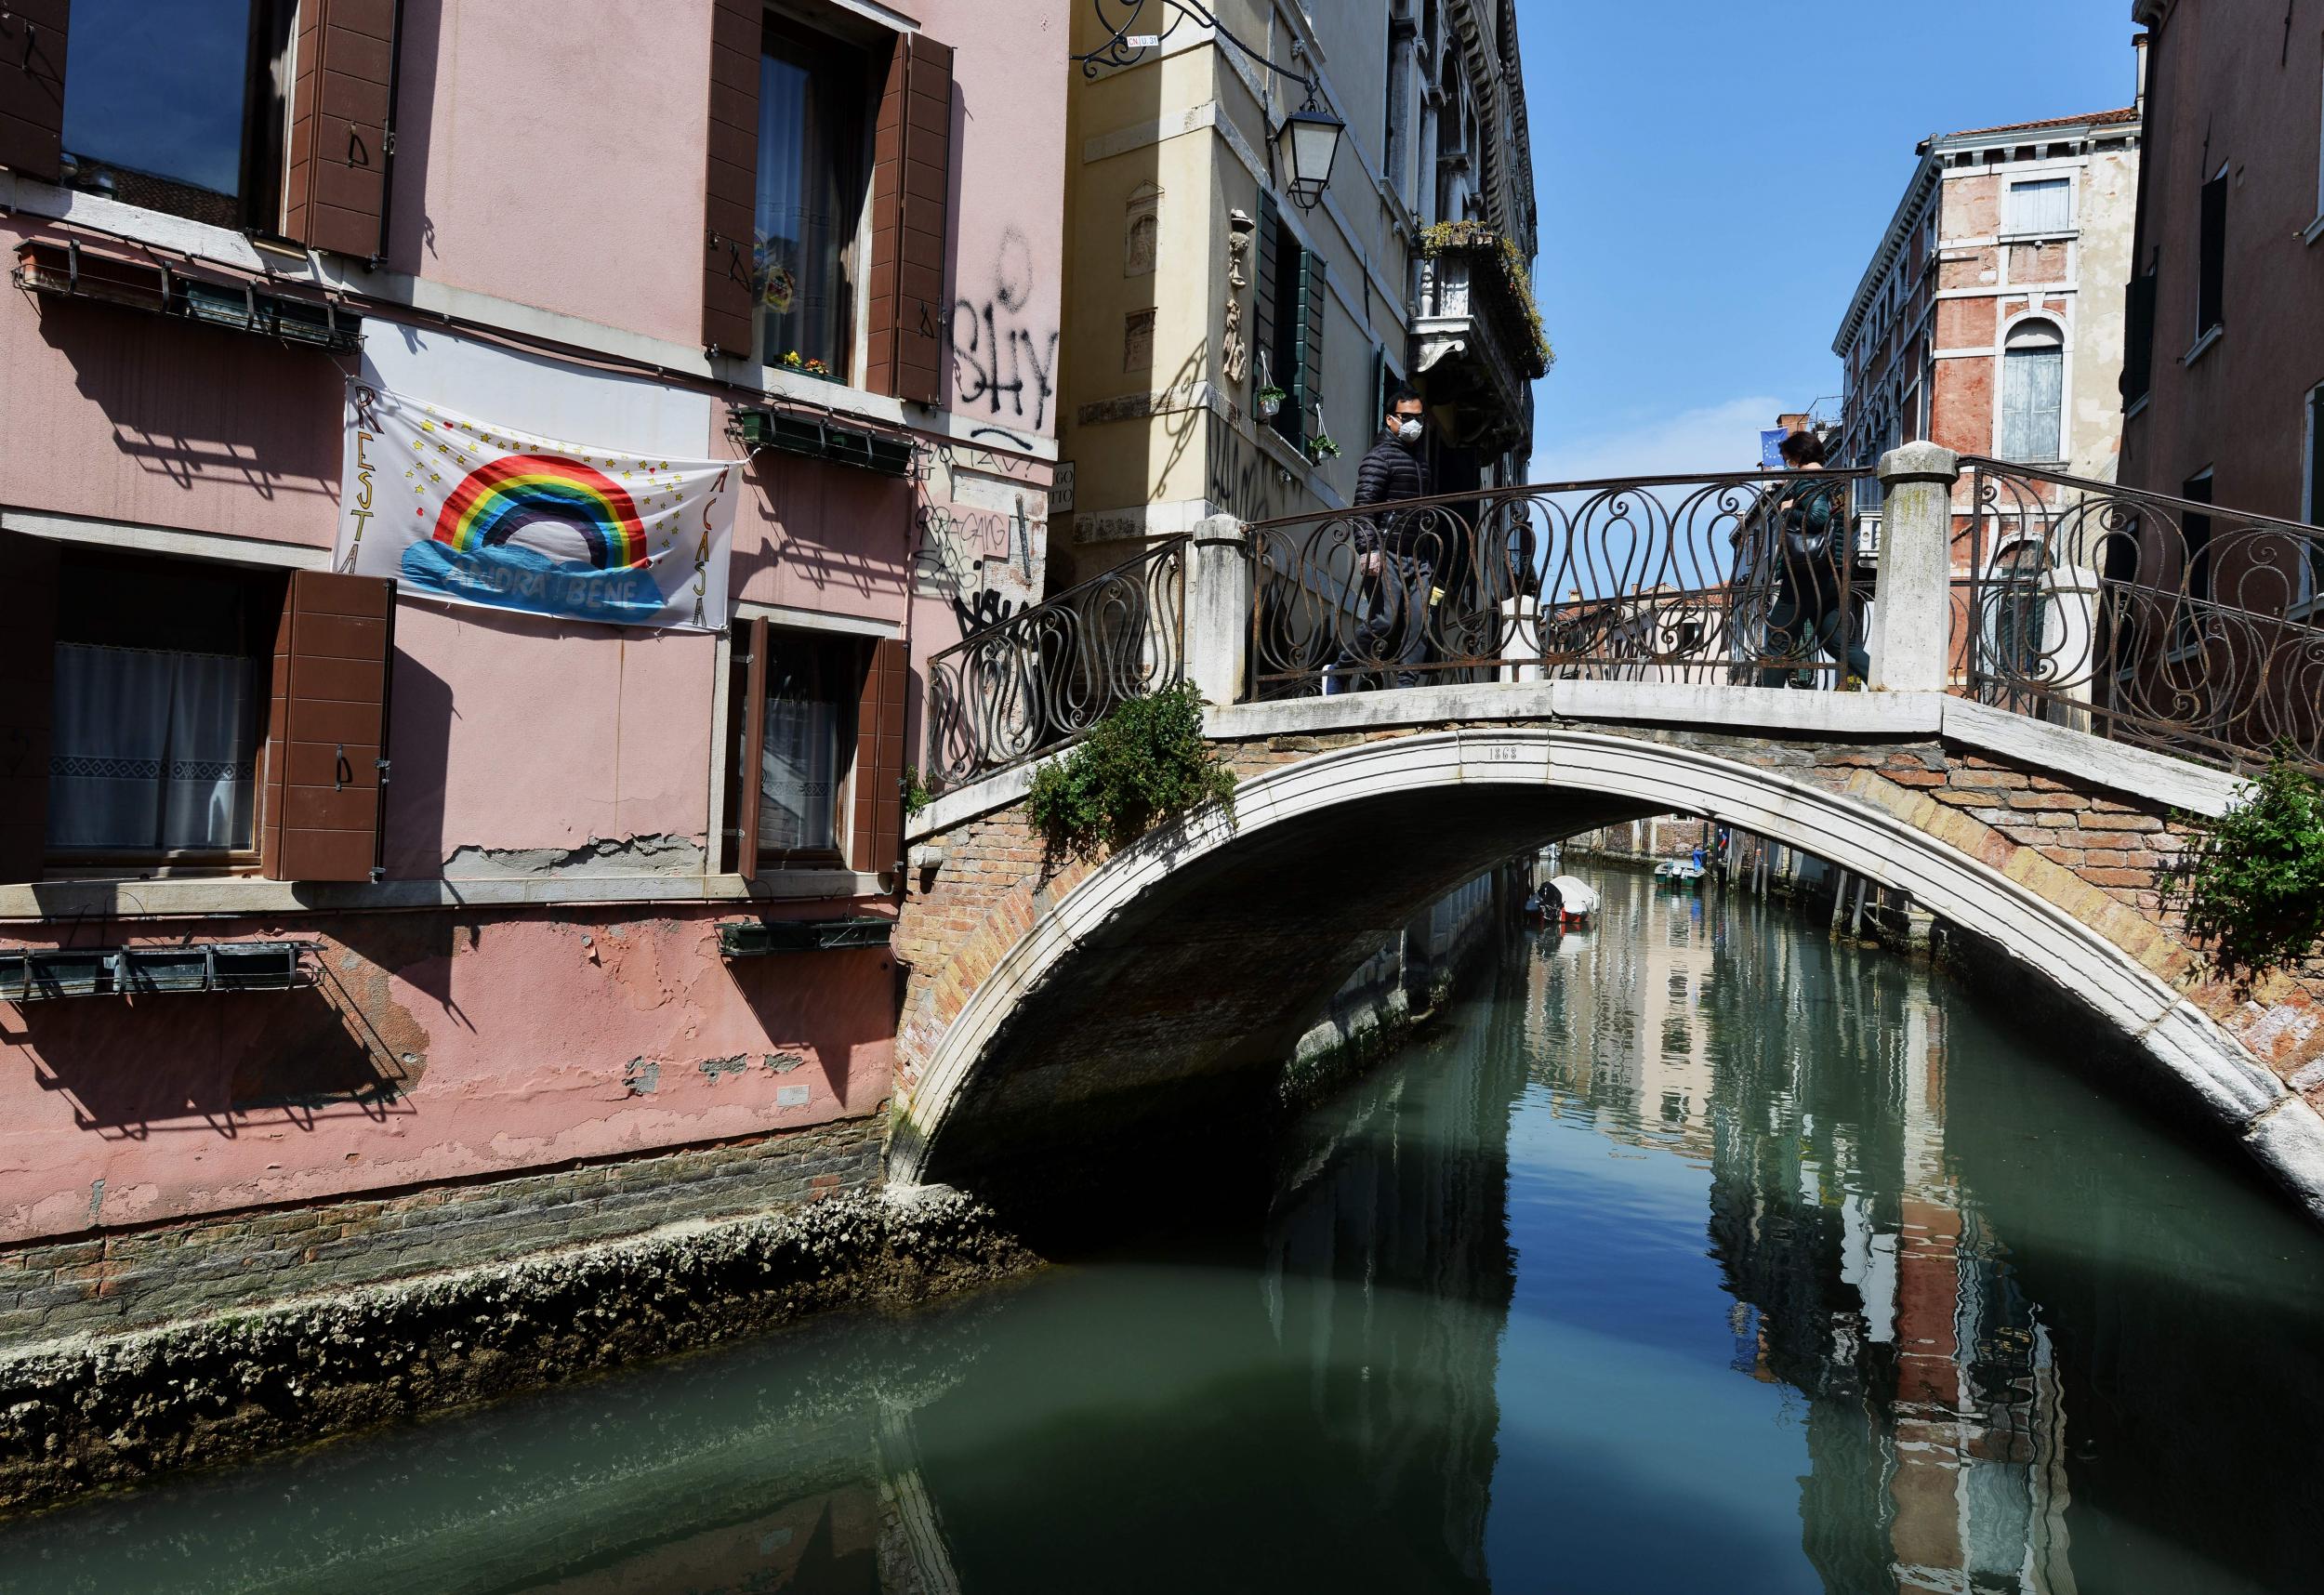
[897,445,2324,1219]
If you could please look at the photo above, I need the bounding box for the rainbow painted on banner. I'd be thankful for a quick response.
[431,453,648,571]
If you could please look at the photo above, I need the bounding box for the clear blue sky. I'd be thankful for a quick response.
[1519,0,2143,481]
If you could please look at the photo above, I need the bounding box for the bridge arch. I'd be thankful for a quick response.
[894,725,2324,1219]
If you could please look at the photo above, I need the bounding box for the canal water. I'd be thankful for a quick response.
[7,869,2323,1594]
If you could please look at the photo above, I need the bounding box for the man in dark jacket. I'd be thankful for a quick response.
[1326,384,1437,693]
[1757,428,1870,687]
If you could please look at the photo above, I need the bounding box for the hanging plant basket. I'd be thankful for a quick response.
[1254,386,1285,422]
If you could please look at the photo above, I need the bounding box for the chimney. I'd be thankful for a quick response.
[2133,33,2149,117]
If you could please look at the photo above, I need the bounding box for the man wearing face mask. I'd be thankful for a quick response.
[1325,385,1436,693]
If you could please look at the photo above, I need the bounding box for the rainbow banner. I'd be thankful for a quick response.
[335,386,735,631]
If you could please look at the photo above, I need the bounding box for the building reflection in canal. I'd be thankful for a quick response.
[6,869,2324,1594]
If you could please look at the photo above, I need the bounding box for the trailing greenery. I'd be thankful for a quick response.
[902,766,931,820]
[2161,750,2324,982]
[1418,220,1553,377]
[1026,683,1237,856]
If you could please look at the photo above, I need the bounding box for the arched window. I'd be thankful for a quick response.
[1999,320,2065,463]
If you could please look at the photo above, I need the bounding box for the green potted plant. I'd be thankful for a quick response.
[779,349,836,382]
[1308,433,1341,462]
[1254,384,1286,422]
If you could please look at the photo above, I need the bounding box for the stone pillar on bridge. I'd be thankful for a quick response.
[1184,514,1252,705]
[1868,442,1961,693]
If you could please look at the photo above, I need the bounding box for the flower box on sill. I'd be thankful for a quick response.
[11,239,363,353]
[731,407,913,478]
[717,917,894,957]
[0,942,314,1002]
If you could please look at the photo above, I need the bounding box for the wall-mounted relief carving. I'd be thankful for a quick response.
[1125,182,1161,278]
[1123,309,1155,374]
[1222,207,1254,389]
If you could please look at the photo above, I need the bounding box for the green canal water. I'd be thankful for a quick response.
[6,870,2324,1593]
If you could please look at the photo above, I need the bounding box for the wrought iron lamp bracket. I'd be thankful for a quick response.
[1073,0,1311,88]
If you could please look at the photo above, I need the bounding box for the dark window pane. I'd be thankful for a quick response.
[757,637,852,857]
[61,0,255,204]
[2197,174,2226,336]
[46,552,271,857]
[754,22,870,376]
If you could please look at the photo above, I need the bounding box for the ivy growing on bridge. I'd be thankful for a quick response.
[1028,684,1237,857]
[2163,750,2324,983]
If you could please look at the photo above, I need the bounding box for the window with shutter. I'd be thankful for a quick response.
[1290,244,1325,446]
[866,33,953,405]
[0,1,68,183]
[1998,321,2064,464]
[2004,178,2072,235]
[282,0,399,259]
[723,623,897,876]
[757,15,877,377]
[2196,168,2226,338]
[59,0,304,235]
[2122,271,2156,406]
[264,570,396,883]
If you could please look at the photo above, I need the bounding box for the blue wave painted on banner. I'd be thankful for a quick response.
[401,540,666,626]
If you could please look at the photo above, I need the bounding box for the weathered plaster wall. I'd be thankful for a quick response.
[0,220,341,549]
[385,601,717,876]
[384,0,710,348]
[918,0,1071,447]
[0,908,893,1246]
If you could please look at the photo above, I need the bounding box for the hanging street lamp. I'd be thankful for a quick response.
[1276,90,1345,212]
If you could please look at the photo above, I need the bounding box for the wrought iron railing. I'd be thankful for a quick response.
[922,536,1188,792]
[1955,460,2324,775]
[1246,469,1874,693]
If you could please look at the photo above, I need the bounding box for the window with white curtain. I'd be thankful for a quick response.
[757,633,853,862]
[754,15,874,376]
[1999,321,2066,463]
[2006,177,2073,235]
[46,551,276,860]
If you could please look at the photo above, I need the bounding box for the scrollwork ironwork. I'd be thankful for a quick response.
[924,536,1189,792]
[1246,469,1871,696]
[1956,460,2324,775]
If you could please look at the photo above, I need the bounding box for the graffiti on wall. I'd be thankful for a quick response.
[951,228,1060,434]
[912,439,1049,635]
[1207,411,1282,525]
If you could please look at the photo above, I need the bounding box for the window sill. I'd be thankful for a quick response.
[2304,214,2324,247]
[2184,325,2224,368]
[0,869,888,923]
[1996,229,2079,244]
[2124,391,2150,421]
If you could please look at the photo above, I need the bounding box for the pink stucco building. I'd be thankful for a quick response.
[0,0,1066,1314]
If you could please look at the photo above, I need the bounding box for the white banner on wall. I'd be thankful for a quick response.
[336,384,736,632]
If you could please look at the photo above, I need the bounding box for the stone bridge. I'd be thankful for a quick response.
[896,448,2324,1219]
[894,681,2324,1218]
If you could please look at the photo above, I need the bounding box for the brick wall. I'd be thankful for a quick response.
[0,1114,885,1348]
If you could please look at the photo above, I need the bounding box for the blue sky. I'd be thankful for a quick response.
[1519,0,2143,482]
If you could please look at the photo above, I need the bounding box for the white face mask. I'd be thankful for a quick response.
[1396,418,1423,443]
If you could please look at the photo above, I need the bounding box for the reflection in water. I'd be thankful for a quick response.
[6,873,2324,1593]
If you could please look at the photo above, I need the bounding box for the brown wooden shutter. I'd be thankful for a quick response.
[850,638,906,875]
[0,532,59,885]
[0,0,68,183]
[262,571,394,883]
[733,616,769,870]
[701,0,760,359]
[282,0,396,259]
[866,34,952,405]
